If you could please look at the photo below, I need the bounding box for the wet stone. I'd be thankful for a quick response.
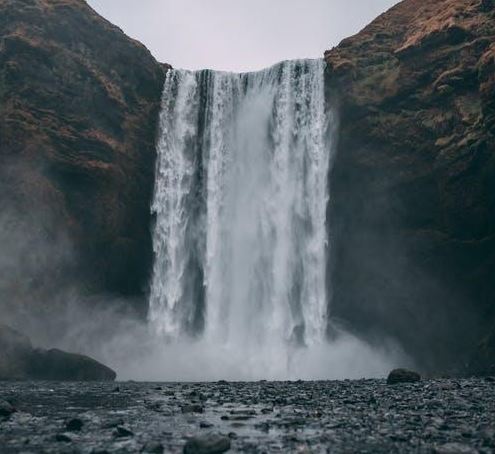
[65,417,84,431]
[55,433,72,443]
[142,441,164,453]
[183,434,231,454]
[0,379,493,452]
[114,425,134,438]
[387,368,421,385]
[102,417,125,428]
[0,399,15,418]
[182,404,205,414]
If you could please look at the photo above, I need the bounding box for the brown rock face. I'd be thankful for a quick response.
[0,0,166,308]
[325,0,495,373]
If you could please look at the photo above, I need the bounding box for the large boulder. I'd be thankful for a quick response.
[0,324,116,381]
[0,0,167,316]
[387,368,421,385]
[325,0,495,374]
[27,348,116,381]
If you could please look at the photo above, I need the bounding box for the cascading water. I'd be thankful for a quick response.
[147,59,351,379]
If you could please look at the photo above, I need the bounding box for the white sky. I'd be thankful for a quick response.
[86,0,400,72]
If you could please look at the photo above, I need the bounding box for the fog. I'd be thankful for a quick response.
[82,318,408,381]
[86,0,400,71]
[3,294,409,381]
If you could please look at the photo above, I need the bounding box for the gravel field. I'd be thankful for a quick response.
[0,378,494,453]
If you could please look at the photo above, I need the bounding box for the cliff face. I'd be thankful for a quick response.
[325,0,495,373]
[0,0,166,308]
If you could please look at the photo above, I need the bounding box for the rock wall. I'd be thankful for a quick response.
[325,0,495,373]
[0,0,166,313]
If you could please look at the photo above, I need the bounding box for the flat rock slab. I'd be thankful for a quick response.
[0,379,494,453]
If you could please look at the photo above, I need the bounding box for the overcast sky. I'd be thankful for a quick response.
[86,0,400,72]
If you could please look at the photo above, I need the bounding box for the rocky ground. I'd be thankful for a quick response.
[0,378,494,453]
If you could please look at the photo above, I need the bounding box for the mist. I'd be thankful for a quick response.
[79,319,409,382]
[3,293,409,381]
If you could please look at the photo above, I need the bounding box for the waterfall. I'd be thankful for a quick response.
[148,59,339,378]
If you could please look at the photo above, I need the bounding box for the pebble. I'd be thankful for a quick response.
[65,417,84,431]
[182,404,205,414]
[0,399,15,418]
[142,441,164,453]
[183,434,231,454]
[55,433,72,443]
[114,425,134,438]
[0,379,493,452]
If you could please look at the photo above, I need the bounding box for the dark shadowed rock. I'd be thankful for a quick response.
[0,324,116,381]
[183,434,231,454]
[0,400,15,418]
[387,369,421,385]
[65,418,84,432]
[0,0,168,315]
[55,433,72,443]
[27,349,116,381]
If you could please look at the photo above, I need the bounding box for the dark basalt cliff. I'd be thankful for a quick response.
[0,0,166,310]
[325,0,495,374]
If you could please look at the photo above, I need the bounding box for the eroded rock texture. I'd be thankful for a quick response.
[0,0,166,311]
[325,0,495,373]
